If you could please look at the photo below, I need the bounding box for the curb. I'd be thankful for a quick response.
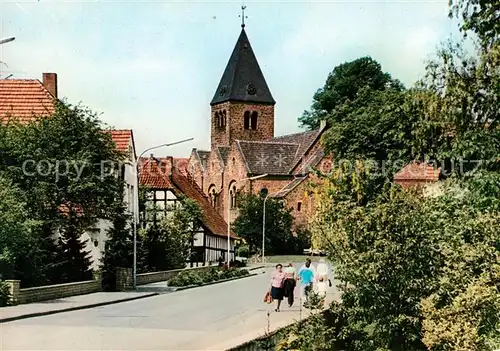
[0,292,158,324]
[248,265,265,271]
[168,271,262,292]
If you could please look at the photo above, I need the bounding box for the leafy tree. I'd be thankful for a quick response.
[0,175,41,282]
[299,56,403,130]
[415,41,500,176]
[100,202,133,291]
[0,102,125,284]
[321,87,419,181]
[233,193,295,255]
[139,196,202,271]
[306,169,500,350]
[449,0,500,50]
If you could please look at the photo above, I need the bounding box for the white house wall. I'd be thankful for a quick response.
[82,219,112,271]
[86,138,138,272]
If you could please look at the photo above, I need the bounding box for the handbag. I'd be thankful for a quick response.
[264,290,273,304]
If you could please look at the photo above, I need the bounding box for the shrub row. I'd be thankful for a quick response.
[168,267,250,287]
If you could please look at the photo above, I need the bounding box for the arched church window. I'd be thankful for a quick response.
[244,111,250,130]
[215,111,220,128]
[208,185,217,208]
[251,111,258,130]
[229,181,237,209]
[222,110,227,127]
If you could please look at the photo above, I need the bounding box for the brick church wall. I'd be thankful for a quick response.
[211,102,274,150]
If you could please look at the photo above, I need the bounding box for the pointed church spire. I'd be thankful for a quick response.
[210,16,275,106]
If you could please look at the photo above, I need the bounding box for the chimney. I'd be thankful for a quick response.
[320,119,327,130]
[165,156,174,177]
[42,73,58,98]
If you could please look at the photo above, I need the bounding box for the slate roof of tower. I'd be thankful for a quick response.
[210,28,275,106]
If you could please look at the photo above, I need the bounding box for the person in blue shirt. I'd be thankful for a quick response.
[297,259,315,304]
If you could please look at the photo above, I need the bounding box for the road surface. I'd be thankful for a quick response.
[0,264,340,350]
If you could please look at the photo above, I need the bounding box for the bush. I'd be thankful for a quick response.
[0,281,11,307]
[167,267,250,287]
[237,245,250,258]
[230,259,247,268]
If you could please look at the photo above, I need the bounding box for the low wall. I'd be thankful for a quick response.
[136,265,213,286]
[19,280,101,304]
[5,275,102,305]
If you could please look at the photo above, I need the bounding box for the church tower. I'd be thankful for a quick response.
[210,18,275,150]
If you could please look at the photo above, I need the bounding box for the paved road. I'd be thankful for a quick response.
[0,264,340,350]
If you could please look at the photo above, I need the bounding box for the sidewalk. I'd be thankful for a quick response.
[0,291,157,323]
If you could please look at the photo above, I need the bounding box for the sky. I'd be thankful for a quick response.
[0,0,459,157]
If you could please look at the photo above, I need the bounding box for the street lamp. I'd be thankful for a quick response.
[227,173,268,263]
[133,137,194,289]
[0,37,15,45]
[262,181,296,263]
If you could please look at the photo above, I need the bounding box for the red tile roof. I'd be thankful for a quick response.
[0,79,56,124]
[394,161,441,182]
[172,171,237,239]
[108,129,134,155]
[139,158,174,189]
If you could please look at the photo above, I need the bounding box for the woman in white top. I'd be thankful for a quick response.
[316,258,329,281]
[315,258,329,305]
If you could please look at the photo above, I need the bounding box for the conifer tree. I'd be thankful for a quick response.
[101,202,133,291]
[57,211,93,283]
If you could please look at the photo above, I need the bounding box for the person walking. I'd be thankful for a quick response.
[297,259,315,307]
[283,262,297,307]
[316,258,329,282]
[270,264,285,312]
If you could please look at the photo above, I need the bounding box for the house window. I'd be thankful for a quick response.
[297,202,302,211]
[251,111,258,130]
[119,164,126,181]
[244,111,250,130]
[222,110,227,127]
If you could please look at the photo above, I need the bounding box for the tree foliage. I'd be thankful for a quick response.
[100,202,133,291]
[0,175,42,283]
[284,4,499,347]
[449,0,499,50]
[232,193,303,255]
[299,56,403,130]
[0,102,125,286]
[304,171,500,350]
[139,196,202,272]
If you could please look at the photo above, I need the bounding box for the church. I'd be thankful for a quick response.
[187,21,332,230]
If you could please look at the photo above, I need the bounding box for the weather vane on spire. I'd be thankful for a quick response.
[239,5,247,28]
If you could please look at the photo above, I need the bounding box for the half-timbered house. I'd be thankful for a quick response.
[139,155,238,265]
